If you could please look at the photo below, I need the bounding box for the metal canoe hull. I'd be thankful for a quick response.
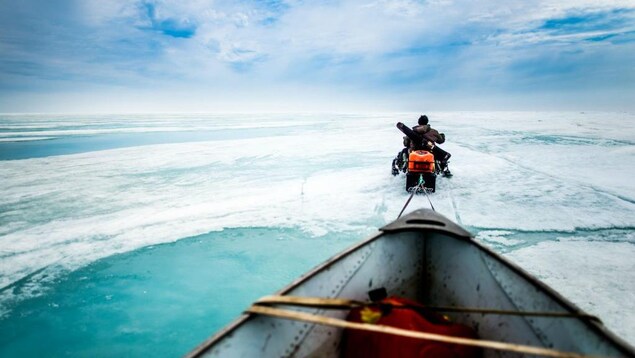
[188,209,635,358]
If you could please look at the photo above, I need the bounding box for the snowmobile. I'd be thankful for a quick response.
[391,122,452,193]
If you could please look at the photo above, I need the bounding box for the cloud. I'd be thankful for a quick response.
[143,2,197,38]
[0,0,634,112]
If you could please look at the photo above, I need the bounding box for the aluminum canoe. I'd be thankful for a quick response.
[187,209,635,358]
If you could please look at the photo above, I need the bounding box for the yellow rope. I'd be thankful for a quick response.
[255,295,601,321]
[246,305,601,358]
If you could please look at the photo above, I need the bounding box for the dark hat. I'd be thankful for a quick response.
[418,115,429,125]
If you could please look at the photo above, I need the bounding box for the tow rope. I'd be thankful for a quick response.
[398,175,435,219]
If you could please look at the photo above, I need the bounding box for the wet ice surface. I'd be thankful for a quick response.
[0,112,634,355]
[504,234,635,343]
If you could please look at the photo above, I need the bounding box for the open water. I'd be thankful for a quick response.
[0,112,634,356]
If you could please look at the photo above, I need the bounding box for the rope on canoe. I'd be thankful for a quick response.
[246,305,600,358]
[254,295,602,322]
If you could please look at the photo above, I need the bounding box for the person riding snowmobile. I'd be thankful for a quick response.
[413,115,452,176]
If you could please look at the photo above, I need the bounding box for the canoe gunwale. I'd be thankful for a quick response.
[186,209,635,358]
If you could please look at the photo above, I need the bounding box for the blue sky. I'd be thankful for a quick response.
[0,0,634,112]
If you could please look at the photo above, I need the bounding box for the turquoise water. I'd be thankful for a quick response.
[0,127,305,161]
[0,227,361,356]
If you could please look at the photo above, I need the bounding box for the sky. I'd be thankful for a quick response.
[0,0,634,113]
